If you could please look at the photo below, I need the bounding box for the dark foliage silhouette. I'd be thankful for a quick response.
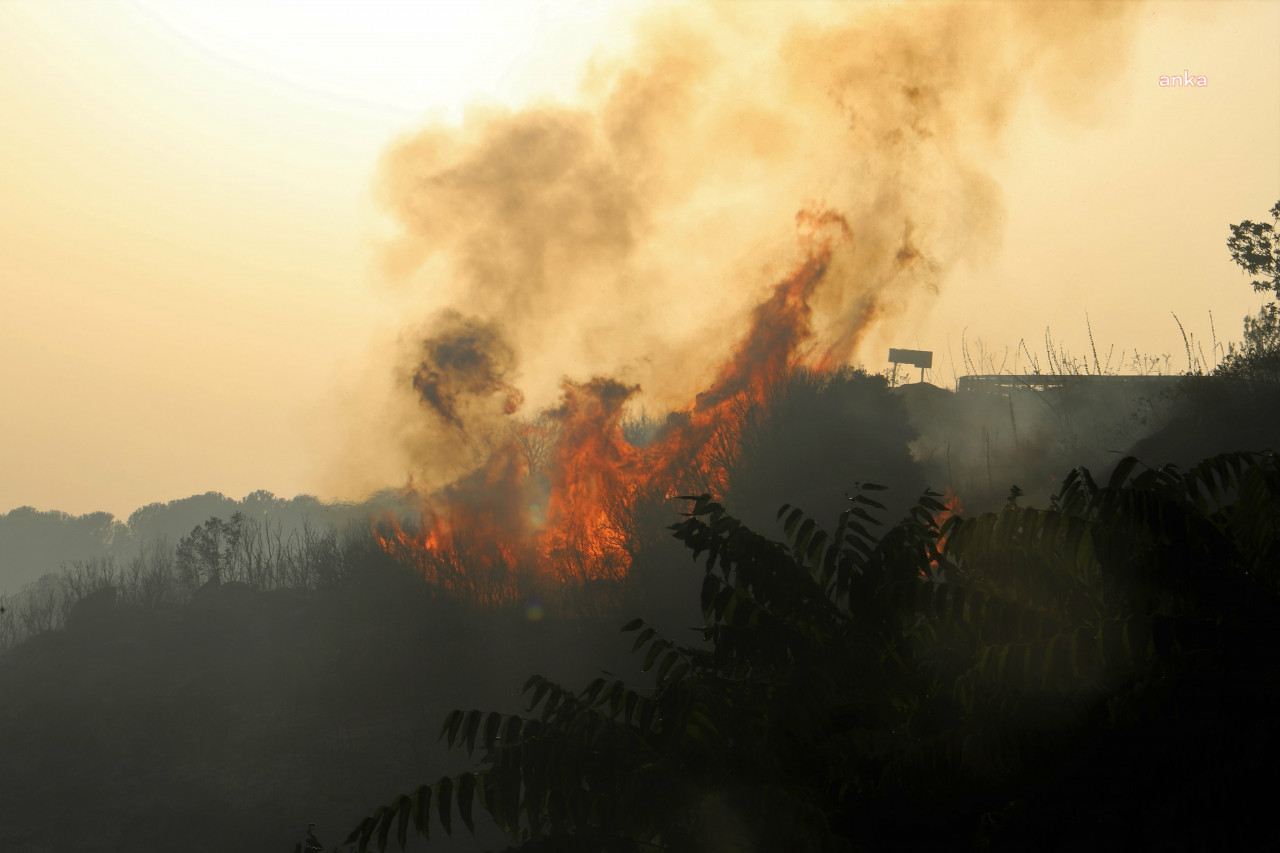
[1217,199,1280,383]
[341,450,1280,852]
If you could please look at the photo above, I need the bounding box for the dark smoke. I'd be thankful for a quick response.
[409,311,524,429]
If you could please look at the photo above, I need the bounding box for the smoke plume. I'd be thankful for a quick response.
[362,0,1143,578]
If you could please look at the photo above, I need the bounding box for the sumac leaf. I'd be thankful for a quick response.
[375,806,394,853]
[413,784,432,839]
[346,816,376,850]
[463,709,482,755]
[395,795,412,849]
[632,626,656,653]
[436,776,454,836]
[458,772,477,834]
[440,709,464,746]
[484,711,502,752]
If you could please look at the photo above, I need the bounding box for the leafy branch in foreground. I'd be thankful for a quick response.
[337,451,1280,852]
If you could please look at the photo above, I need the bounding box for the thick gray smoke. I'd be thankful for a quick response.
[363,0,1143,499]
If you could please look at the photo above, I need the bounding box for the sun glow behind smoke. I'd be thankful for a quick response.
[365,1,1145,598]
[130,1,630,121]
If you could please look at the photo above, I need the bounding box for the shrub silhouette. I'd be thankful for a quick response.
[340,451,1280,852]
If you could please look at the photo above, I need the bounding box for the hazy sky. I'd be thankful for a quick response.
[1,0,1277,519]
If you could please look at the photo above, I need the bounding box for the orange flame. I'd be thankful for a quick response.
[934,488,963,531]
[923,487,963,580]
[376,209,852,603]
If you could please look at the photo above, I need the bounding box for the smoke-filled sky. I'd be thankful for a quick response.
[1,0,1277,519]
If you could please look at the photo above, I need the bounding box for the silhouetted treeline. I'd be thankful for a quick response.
[0,489,421,595]
[0,519,356,653]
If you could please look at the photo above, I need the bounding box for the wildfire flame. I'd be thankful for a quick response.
[375,209,852,601]
[924,487,963,580]
[361,1,1145,606]
[934,488,963,532]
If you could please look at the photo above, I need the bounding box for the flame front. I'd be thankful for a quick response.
[362,1,1148,605]
[375,210,850,601]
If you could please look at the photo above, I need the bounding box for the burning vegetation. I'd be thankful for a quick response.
[374,210,854,599]
[360,1,1145,601]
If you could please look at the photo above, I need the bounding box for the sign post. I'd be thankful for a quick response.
[888,348,933,386]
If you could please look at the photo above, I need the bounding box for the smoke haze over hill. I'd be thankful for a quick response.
[355,1,1147,514]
